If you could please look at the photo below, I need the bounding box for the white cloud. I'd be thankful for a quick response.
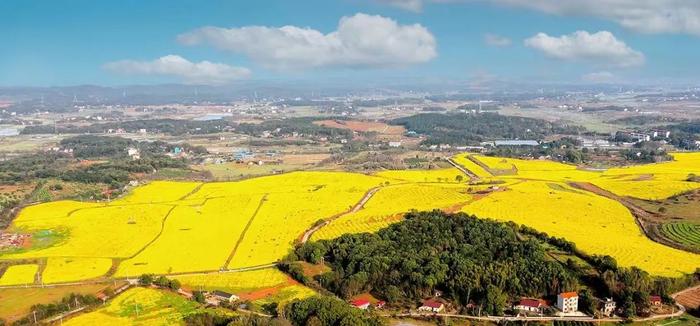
[484,33,512,46]
[378,0,700,36]
[524,31,644,67]
[488,0,700,35]
[582,71,616,83]
[103,55,251,85]
[178,13,437,70]
[376,0,424,12]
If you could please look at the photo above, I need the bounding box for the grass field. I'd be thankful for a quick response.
[63,287,230,325]
[197,162,305,181]
[0,283,110,322]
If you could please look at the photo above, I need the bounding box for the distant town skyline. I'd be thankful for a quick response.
[2,0,700,86]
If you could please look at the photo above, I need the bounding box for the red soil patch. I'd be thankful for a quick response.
[300,262,331,277]
[314,120,405,135]
[74,160,108,167]
[237,276,298,301]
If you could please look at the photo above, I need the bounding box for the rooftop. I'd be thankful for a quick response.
[559,292,578,299]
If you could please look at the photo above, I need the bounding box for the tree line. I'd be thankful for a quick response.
[390,113,586,145]
[292,211,697,318]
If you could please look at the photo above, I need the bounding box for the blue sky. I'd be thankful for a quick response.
[2,0,700,86]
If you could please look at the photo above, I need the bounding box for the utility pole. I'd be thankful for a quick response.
[33,311,37,324]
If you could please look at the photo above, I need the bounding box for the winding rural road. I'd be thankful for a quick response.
[300,186,381,244]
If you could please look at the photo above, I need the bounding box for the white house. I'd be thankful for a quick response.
[557,292,578,313]
[514,298,545,313]
[599,298,616,316]
[211,290,239,304]
[418,300,445,313]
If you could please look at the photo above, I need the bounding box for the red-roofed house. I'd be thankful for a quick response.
[418,299,445,313]
[514,298,545,313]
[557,292,578,313]
[351,299,370,310]
[650,295,662,306]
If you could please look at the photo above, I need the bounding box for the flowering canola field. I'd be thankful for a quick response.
[312,183,472,241]
[461,181,700,276]
[1,173,387,283]
[463,153,700,200]
[0,264,37,286]
[2,154,700,283]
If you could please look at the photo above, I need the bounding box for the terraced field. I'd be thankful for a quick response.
[661,223,700,251]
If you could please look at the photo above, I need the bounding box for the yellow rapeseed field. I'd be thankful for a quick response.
[41,258,112,284]
[465,153,700,200]
[3,154,700,283]
[115,195,264,276]
[312,183,472,240]
[374,168,465,183]
[450,154,493,178]
[462,181,700,276]
[175,268,289,293]
[225,172,387,268]
[112,181,201,204]
[0,264,37,286]
[5,204,173,259]
[14,201,102,222]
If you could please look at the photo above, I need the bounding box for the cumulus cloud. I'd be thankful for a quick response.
[484,33,512,46]
[378,0,700,36]
[582,71,616,83]
[103,55,251,84]
[178,13,437,70]
[524,31,644,67]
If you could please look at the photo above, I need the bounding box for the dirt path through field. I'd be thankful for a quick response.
[300,186,381,244]
[447,158,480,181]
[224,194,268,267]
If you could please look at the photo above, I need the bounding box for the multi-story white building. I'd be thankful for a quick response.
[557,292,578,313]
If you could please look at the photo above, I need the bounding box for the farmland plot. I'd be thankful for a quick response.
[312,183,472,241]
[115,195,263,276]
[0,264,37,286]
[42,258,112,284]
[462,181,700,276]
